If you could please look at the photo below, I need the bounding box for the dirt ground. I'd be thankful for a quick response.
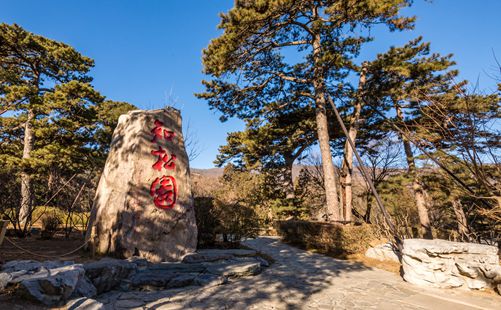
[0,229,94,264]
[0,230,97,309]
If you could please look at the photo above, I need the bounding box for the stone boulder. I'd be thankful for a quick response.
[83,258,137,294]
[16,264,88,306]
[365,242,400,262]
[402,239,501,291]
[0,260,96,305]
[85,108,197,262]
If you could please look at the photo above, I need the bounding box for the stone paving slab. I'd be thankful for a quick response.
[94,236,500,309]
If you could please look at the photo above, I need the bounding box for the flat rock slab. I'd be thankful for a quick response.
[182,249,258,263]
[147,262,207,273]
[129,271,199,289]
[194,274,228,287]
[1,260,74,274]
[196,249,257,256]
[205,261,261,278]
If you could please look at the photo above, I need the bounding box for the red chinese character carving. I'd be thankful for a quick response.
[151,146,176,171]
[150,176,177,209]
[151,119,176,143]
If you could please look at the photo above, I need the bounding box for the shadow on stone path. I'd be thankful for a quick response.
[97,236,500,309]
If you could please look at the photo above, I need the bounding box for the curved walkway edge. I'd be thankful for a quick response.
[95,236,500,309]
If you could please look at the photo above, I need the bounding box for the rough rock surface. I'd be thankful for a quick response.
[88,237,500,309]
[83,258,136,294]
[17,264,86,306]
[205,261,261,278]
[182,249,257,263]
[85,108,197,262]
[402,238,501,291]
[0,260,94,306]
[365,242,400,262]
[0,249,269,307]
[1,260,74,274]
[66,297,105,310]
[0,272,12,290]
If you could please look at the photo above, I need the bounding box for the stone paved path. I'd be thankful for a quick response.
[97,236,500,309]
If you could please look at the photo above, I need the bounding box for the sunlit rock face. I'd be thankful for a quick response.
[402,238,501,291]
[86,108,197,262]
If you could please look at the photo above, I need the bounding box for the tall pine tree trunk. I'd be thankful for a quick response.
[395,104,432,239]
[452,200,469,240]
[284,158,295,200]
[312,31,339,221]
[341,64,367,222]
[19,109,35,230]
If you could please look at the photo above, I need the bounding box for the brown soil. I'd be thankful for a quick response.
[0,229,102,309]
[345,253,401,274]
[0,229,97,264]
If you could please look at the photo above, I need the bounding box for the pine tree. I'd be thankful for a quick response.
[198,0,414,221]
[0,24,136,232]
[417,91,500,242]
[215,107,317,199]
[364,37,459,238]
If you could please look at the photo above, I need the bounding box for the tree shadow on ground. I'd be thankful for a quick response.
[145,236,373,309]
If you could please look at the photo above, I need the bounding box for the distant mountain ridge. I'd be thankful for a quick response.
[191,165,322,179]
[191,165,400,182]
[191,167,225,178]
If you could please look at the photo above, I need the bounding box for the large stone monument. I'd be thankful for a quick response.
[86,108,197,262]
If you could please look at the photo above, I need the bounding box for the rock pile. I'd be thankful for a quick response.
[0,249,269,307]
[402,239,501,292]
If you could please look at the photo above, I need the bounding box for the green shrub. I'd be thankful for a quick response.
[276,220,375,256]
[40,214,60,239]
[194,197,219,247]
[212,200,259,243]
[194,196,260,248]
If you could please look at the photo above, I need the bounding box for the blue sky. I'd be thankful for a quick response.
[2,0,500,168]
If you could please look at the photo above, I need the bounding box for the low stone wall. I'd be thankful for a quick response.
[402,239,501,293]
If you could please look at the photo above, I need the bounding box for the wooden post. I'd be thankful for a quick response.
[0,220,8,247]
[90,225,96,258]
